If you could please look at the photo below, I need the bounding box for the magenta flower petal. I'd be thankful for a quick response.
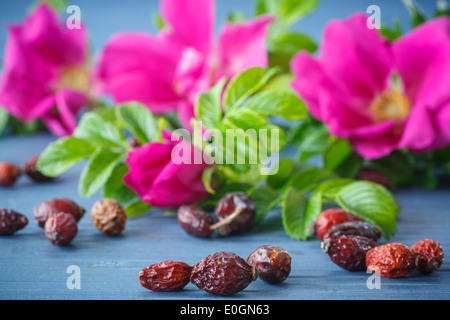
[95,32,182,113]
[161,0,214,56]
[218,15,274,78]
[392,17,450,109]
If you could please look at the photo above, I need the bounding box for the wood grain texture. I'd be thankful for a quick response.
[0,134,449,300]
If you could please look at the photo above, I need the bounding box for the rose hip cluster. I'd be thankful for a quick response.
[0,197,127,246]
[316,208,444,277]
[177,192,256,238]
[139,245,292,296]
[0,155,54,187]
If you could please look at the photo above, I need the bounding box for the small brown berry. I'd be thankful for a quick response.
[178,205,214,238]
[139,261,193,292]
[91,198,127,236]
[410,239,444,274]
[190,252,258,296]
[33,198,86,228]
[323,221,383,242]
[212,192,256,236]
[0,209,28,235]
[366,243,416,278]
[247,245,291,284]
[0,162,21,187]
[22,155,54,183]
[44,212,78,246]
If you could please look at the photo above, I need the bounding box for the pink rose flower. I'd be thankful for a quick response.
[0,3,90,136]
[124,132,211,208]
[95,0,273,128]
[291,14,450,160]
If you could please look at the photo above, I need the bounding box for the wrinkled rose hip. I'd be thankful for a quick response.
[0,209,28,236]
[22,155,54,183]
[366,243,416,278]
[213,192,256,236]
[324,221,383,241]
[410,239,444,274]
[177,205,214,238]
[0,162,21,187]
[322,235,378,271]
[313,208,362,240]
[247,245,291,284]
[190,252,258,296]
[33,198,86,228]
[44,212,78,246]
[91,198,127,236]
[139,261,193,292]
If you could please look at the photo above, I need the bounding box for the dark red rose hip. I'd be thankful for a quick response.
[0,209,28,236]
[322,235,378,271]
[313,208,362,240]
[33,198,86,228]
[410,239,444,274]
[190,252,258,296]
[44,212,78,246]
[366,243,416,278]
[22,155,54,183]
[324,221,383,241]
[139,260,193,292]
[247,245,291,284]
[213,192,256,236]
[0,162,21,187]
[177,205,214,238]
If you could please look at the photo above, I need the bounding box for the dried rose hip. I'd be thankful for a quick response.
[324,221,383,242]
[190,252,258,296]
[0,209,28,236]
[366,243,416,278]
[247,245,291,284]
[0,162,21,187]
[313,207,362,240]
[213,192,256,236]
[322,235,378,271]
[44,212,78,246]
[91,198,127,236]
[177,205,214,238]
[410,239,444,274]
[139,260,193,292]
[22,155,54,183]
[33,198,86,228]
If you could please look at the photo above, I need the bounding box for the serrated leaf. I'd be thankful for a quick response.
[335,181,400,239]
[249,184,282,227]
[37,137,96,177]
[285,166,337,193]
[223,67,278,111]
[195,78,227,129]
[116,102,158,144]
[103,163,137,204]
[79,147,125,198]
[74,112,127,148]
[281,187,308,240]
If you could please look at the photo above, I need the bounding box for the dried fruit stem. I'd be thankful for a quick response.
[209,206,244,231]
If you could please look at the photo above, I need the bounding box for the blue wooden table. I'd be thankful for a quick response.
[0,133,449,301]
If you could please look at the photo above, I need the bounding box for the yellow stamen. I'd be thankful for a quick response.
[370,90,411,124]
[57,66,91,94]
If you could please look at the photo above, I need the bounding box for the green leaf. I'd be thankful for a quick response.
[241,90,308,121]
[37,137,96,178]
[195,78,227,129]
[79,147,125,198]
[267,158,298,189]
[281,187,308,240]
[371,151,415,187]
[74,112,127,148]
[255,0,277,16]
[227,11,246,23]
[248,184,282,227]
[125,200,151,218]
[278,0,320,26]
[335,181,400,239]
[103,163,137,204]
[116,102,158,144]
[402,0,427,27]
[285,166,337,193]
[381,18,403,41]
[36,0,68,12]
[323,139,353,171]
[269,31,318,55]
[201,166,217,195]
[0,108,9,136]
[223,67,279,111]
